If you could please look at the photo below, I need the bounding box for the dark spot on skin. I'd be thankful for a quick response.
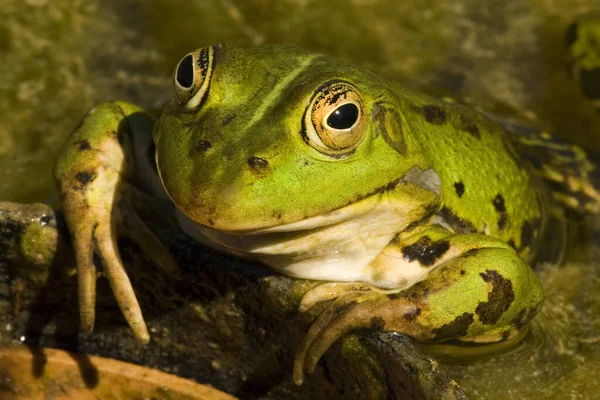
[454,181,465,197]
[497,213,508,230]
[520,219,540,250]
[423,105,446,124]
[75,140,91,151]
[459,114,480,139]
[402,236,450,267]
[437,207,476,234]
[222,114,236,126]
[475,270,515,325]
[493,194,506,212]
[370,317,386,330]
[248,156,269,171]
[194,140,212,153]
[271,211,282,220]
[493,194,509,230]
[403,307,421,321]
[460,270,466,275]
[431,312,474,341]
[75,171,96,186]
[207,219,215,226]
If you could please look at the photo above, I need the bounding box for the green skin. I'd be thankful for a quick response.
[53,43,599,385]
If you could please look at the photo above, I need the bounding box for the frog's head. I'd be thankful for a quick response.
[154,44,427,232]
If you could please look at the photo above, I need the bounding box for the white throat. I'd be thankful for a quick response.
[176,185,433,283]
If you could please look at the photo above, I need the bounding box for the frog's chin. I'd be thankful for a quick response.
[175,183,423,284]
[175,166,440,283]
[177,190,382,243]
[249,198,382,234]
[175,191,401,282]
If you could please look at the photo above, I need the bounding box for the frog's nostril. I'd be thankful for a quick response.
[194,140,212,153]
[247,156,269,171]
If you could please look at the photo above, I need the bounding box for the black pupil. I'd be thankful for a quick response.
[176,54,194,88]
[326,103,359,130]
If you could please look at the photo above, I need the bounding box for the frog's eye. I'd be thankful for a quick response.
[173,46,217,111]
[304,81,367,156]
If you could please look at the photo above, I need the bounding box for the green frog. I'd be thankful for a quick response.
[53,43,600,385]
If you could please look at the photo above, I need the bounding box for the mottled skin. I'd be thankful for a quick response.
[53,44,600,385]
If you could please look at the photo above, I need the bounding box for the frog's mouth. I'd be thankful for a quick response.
[177,184,383,248]
[249,195,380,234]
[176,166,441,282]
[175,165,440,236]
[176,186,400,282]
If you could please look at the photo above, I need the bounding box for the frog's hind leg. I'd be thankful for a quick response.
[293,232,544,385]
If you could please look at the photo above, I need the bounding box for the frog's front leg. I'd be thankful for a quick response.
[293,225,544,385]
[54,101,177,342]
